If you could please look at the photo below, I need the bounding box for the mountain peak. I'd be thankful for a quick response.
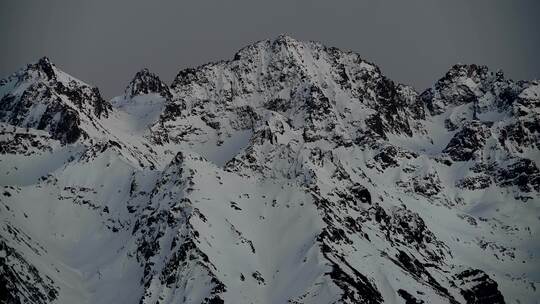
[444,63,491,81]
[232,34,306,61]
[135,67,152,76]
[125,68,170,98]
[0,56,112,143]
[273,33,299,44]
[36,56,54,69]
[23,56,58,81]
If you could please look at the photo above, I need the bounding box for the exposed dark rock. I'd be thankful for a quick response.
[0,239,59,304]
[455,269,505,304]
[125,68,172,99]
[456,175,492,190]
[393,250,455,302]
[421,64,489,115]
[398,289,425,304]
[496,158,540,192]
[410,171,443,198]
[350,183,371,204]
[443,122,491,161]
[0,58,111,144]
[374,144,417,170]
[322,248,383,304]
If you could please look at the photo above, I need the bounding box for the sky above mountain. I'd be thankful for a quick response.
[1,0,539,98]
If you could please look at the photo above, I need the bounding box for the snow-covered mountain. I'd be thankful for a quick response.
[1,35,538,304]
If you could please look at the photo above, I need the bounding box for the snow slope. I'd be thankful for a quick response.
[1,36,539,304]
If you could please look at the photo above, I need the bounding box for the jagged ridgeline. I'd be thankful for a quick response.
[1,35,538,304]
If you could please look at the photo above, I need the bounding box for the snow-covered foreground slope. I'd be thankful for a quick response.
[1,36,539,304]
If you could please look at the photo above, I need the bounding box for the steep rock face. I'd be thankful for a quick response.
[0,57,110,143]
[133,153,227,304]
[416,62,539,200]
[496,158,540,193]
[455,269,505,304]
[443,121,492,161]
[154,35,422,149]
[501,82,540,151]
[420,64,518,116]
[0,236,58,304]
[124,68,172,99]
[1,36,539,304]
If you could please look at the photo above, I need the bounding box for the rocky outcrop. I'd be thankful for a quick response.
[443,121,491,161]
[0,57,110,143]
[455,269,505,304]
[124,68,172,99]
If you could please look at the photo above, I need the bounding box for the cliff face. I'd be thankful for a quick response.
[1,36,538,304]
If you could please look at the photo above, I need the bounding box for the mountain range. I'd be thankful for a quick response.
[1,35,539,304]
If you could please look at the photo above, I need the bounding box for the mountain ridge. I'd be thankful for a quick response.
[1,35,538,304]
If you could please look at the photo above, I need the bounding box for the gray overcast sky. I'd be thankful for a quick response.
[1,0,539,98]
